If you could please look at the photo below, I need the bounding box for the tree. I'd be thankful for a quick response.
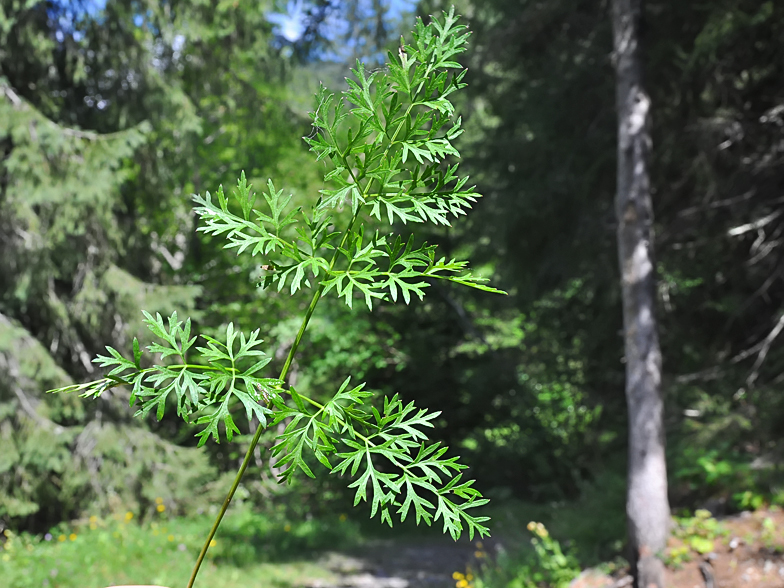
[0,0,316,531]
[416,0,784,560]
[611,1,669,586]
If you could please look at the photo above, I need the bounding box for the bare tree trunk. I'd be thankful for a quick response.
[611,1,670,587]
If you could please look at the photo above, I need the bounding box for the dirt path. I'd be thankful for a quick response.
[310,536,493,588]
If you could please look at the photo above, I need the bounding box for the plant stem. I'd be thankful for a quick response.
[186,78,417,585]
[186,210,361,588]
[185,288,322,588]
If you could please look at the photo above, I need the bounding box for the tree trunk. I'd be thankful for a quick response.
[611,1,670,587]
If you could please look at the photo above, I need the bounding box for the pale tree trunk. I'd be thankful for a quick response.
[611,1,670,587]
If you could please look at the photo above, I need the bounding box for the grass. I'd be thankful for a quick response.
[0,507,362,588]
[1,470,628,588]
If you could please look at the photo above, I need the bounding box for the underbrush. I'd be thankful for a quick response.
[474,522,581,588]
[473,470,627,588]
[0,507,360,588]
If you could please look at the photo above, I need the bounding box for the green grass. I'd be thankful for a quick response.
[0,508,362,588]
[1,470,629,588]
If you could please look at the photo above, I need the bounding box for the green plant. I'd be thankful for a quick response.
[47,8,500,588]
[760,516,780,551]
[665,509,727,567]
[735,489,766,511]
[524,522,580,588]
[475,522,579,588]
[662,544,691,569]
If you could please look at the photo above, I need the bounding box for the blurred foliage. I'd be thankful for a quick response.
[664,509,729,568]
[402,0,784,518]
[0,0,325,532]
[1,509,347,588]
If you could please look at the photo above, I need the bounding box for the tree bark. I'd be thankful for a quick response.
[611,1,670,587]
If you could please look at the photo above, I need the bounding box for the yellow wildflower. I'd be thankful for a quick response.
[526,521,536,532]
[57,535,66,542]
[457,580,468,588]
[466,574,474,581]
[209,539,217,547]
[474,550,485,558]
[89,515,98,524]
[155,497,164,504]
[452,572,464,580]
[157,504,166,513]
[124,511,134,521]
[68,533,77,541]
[284,524,291,532]
[168,535,175,542]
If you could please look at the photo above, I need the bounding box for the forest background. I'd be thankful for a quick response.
[1,0,784,586]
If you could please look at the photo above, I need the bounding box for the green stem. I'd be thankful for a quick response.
[186,210,361,588]
[185,293,321,588]
[188,74,407,586]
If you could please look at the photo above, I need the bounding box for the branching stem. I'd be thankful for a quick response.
[186,208,362,588]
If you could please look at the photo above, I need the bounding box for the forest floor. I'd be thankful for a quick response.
[307,534,491,588]
[569,507,784,588]
[664,507,784,588]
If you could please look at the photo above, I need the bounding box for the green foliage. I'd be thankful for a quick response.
[47,9,499,584]
[192,12,502,309]
[669,437,784,512]
[760,515,780,551]
[0,312,215,527]
[664,509,728,568]
[672,445,747,491]
[735,490,766,511]
[269,379,488,538]
[57,313,280,447]
[0,0,275,532]
[476,522,579,588]
[0,511,344,588]
[209,508,362,565]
